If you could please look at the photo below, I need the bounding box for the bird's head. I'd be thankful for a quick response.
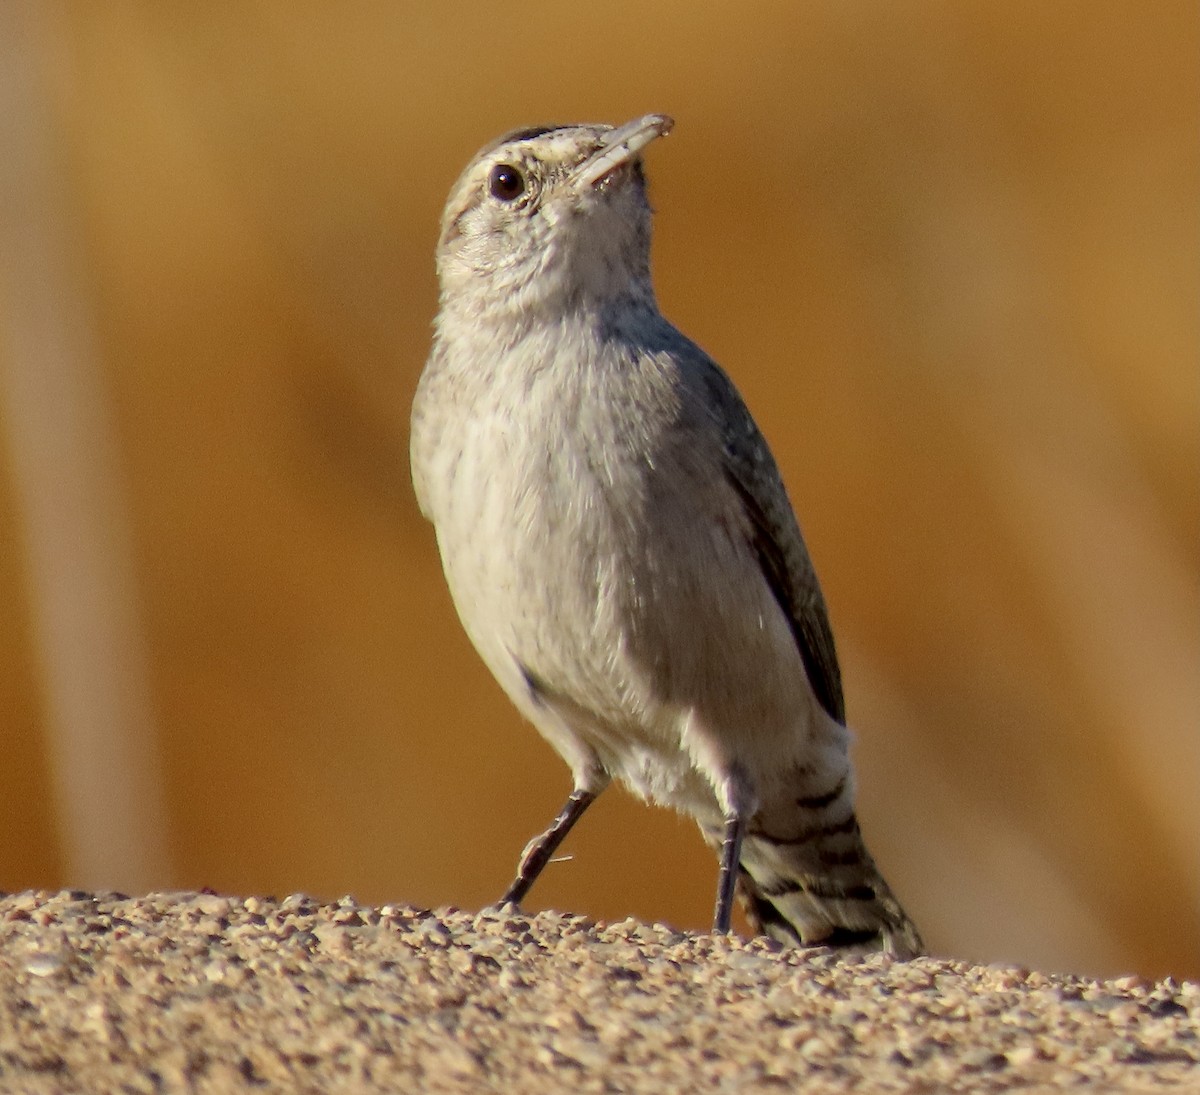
[435,114,673,326]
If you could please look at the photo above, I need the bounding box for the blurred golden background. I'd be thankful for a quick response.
[0,4,1196,979]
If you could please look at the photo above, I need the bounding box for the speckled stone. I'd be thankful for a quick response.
[0,890,1196,1093]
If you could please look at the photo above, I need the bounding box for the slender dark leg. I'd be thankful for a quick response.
[713,811,746,934]
[500,789,597,906]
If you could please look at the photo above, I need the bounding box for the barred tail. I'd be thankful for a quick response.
[721,812,924,959]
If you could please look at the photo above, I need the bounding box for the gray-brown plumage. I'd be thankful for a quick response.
[410,114,922,957]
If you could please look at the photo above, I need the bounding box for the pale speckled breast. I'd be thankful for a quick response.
[425,341,669,722]
[413,318,829,816]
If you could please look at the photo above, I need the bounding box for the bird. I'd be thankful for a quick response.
[410,114,923,957]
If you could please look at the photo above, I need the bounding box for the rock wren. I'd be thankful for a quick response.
[411,114,923,957]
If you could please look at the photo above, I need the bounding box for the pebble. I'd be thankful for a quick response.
[23,952,66,978]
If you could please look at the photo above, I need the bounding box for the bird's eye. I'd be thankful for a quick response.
[488,163,526,202]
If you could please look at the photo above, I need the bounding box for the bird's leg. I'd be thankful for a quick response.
[713,810,746,934]
[500,788,597,907]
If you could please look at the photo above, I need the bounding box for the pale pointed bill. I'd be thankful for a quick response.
[572,113,675,190]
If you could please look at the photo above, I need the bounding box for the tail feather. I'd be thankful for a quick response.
[716,813,924,959]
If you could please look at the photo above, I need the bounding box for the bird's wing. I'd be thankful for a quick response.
[688,356,846,726]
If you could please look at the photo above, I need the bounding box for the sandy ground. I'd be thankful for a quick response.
[0,891,1195,1093]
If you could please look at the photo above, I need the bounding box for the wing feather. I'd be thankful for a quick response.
[688,358,846,725]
